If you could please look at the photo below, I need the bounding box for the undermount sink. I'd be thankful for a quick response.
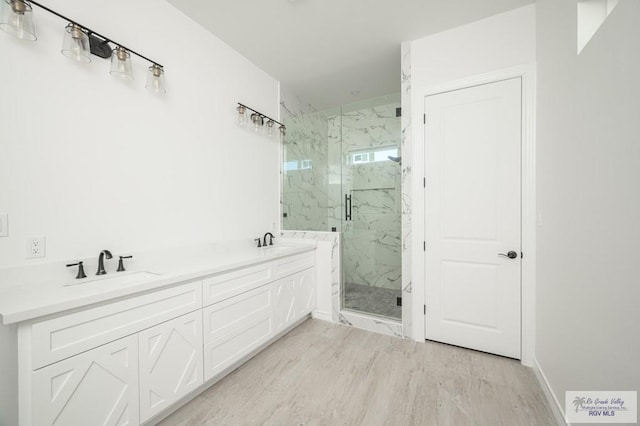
[63,271,162,288]
[259,245,297,253]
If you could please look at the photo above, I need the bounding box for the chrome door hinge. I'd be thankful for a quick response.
[423,177,426,188]
[423,241,426,251]
[423,114,426,124]
[424,305,427,315]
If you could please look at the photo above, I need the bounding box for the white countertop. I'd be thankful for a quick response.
[0,240,315,325]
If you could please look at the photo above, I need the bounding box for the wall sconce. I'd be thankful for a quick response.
[0,0,165,93]
[237,103,285,140]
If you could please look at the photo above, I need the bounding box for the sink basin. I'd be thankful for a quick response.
[259,245,297,253]
[64,271,162,288]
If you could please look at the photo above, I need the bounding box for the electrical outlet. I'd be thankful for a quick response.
[0,213,7,237]
[26,236,46,259]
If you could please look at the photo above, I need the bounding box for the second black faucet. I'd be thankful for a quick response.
[263,232,275,247]
[96,250,112,275]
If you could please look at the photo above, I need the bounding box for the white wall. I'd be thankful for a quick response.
[408,5,536,341]
[314,240,333,317]
[536,0,640,417]
[411,4,536,89]
[0,0,280,268]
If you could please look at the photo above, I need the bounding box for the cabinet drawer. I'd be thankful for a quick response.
[202,263,273,306]
[31,281,202,370]
[203,285,274,381]
[273,252,315,279]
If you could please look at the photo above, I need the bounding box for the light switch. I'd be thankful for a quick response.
[0,213,7,237]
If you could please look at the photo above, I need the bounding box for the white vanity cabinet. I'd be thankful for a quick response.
[31,334,140,426]
[7,247,316,426]
[20,280,203,426]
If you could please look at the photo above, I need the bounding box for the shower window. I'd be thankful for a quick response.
[351,146,399,164]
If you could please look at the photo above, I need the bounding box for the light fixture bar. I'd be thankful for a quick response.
[28,0,163,67]
[237,103,285,128]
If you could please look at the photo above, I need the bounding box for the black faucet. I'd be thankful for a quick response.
[66,261,87,279]
[96,250,113,275]
[263,232,275,247]
[117,255,133,272]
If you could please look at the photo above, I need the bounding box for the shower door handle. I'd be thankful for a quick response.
[345,194,352,221]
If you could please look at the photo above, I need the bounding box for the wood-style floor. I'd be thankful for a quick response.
[160,319,556,426]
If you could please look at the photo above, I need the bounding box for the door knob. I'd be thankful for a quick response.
[498,251,518,259]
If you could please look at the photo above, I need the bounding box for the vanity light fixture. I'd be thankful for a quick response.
[0,0,165,93]
[237,103,285,140]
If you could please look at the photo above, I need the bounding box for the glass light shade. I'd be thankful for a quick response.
[145,64,166,94]
[279,125,286,142]
[237,105,246,126]
[265,120,275,135]
[0,0,36,41]
[61,23,91,63]
[110,46,133,80]
[250,113,263,132]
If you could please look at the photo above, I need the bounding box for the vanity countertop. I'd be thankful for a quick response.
[0,241,315,325]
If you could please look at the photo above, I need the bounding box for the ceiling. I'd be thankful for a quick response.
[167,0,534,110]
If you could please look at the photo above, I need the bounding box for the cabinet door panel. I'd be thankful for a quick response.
[273,277,296,333]
[32,335,139,426]
[273,267,316,331]
[138,311,203,422]
[294,268,316,320]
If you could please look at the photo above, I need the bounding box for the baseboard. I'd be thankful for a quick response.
[532,357,569,426]
[312,310,333,322]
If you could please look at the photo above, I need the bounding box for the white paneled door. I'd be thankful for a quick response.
[424,78,522,359]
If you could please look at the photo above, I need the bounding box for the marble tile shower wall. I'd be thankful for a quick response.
[328,104,402,291]
[282,111,330,231]
[400,42,413,338]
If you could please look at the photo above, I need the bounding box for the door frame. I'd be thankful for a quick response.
[411,64,537,366]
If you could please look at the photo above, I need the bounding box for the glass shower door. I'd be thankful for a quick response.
[339,97,402,320]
